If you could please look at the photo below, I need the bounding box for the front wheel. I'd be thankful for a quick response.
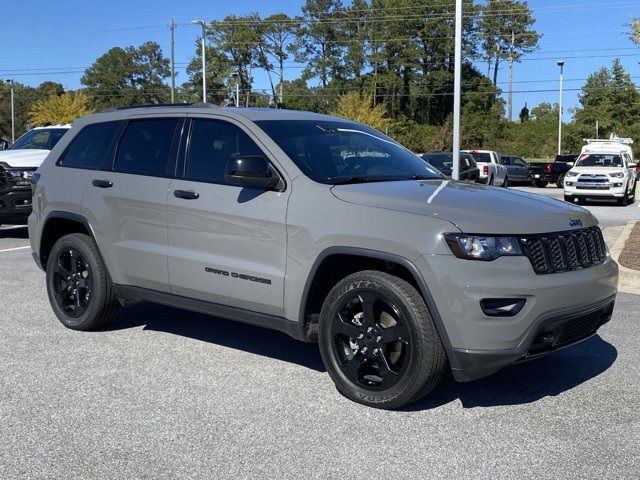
[556,174,565,188]
[488,175,494,186]
[618,194,629,207]
[564,195,574,203]
[318,270,446,409]
[502,176,508,188]
[45,233,119,330]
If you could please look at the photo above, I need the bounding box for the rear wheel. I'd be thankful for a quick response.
[502,176,508,188]
[488,175,494,186]
[556,174,565,188]
[45,233,119,331]
[318,270,446,409]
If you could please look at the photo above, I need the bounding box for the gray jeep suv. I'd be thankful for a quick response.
[29,105,619,409]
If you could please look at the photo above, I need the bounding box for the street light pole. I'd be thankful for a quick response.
[6,79,15,143]
[191,20,207,103]
[557,60,564,155]
[452,0,462,180]
[169,18,176,103]
[230,72,240,107]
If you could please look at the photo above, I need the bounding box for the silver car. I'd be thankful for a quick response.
[29,105,618,409]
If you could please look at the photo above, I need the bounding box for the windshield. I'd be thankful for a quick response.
[256,120,442,184]
[422,153,453,169]
[8,128,68,151]
[575,153,623,168]
[468,152,491,163]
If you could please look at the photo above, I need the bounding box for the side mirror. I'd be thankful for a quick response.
[0,140,8,151]
[567,162,574,167]
[225,155,282,190]
[629,162,637,169]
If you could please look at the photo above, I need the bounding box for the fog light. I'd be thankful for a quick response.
[565,181,574,186]
[480,298,526,317]
[613,183,622,187]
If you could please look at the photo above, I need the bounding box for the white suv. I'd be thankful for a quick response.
[564,138,637,206]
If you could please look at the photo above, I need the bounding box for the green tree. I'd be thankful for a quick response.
[293,0,346,88]
[479,0,540,85]
[81,41,170,109]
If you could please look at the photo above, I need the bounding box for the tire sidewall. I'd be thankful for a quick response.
[46,234,108,330]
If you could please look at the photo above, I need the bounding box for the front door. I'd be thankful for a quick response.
[167,117,289,317]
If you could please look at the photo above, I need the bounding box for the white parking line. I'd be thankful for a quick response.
[0,246,31,253]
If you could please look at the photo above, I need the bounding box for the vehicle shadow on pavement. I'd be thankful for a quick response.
[0,226,28,239]
[107,302,326,372]
[407,335,617,410]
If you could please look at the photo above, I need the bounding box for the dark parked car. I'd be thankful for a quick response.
[527,154,578,188]
[499,155,530,183]
[421,152,480,182]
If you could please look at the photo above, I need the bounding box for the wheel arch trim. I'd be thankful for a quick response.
[39,211,100,268]
[298,246,453,350]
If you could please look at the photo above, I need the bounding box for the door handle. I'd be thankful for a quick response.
[92,179,113,188]
[174,189,199,200]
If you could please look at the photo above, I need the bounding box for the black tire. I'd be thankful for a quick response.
[502,176,508,188]
[556,174,565,188]
[318,270,446,409]
[46,233,119,331]
[533,180,548,188]
[618,194,628,207]
[630,182,637,203]
[564,195,574,203]
[488,175,494,186]
[576,197,586,205]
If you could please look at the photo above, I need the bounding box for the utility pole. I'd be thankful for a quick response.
[169,18,176,103]
[5,79,14,143]
[508,30,514,121]
[557,60,565,155]
[191,20,207,103]
[596,120,599,139]
[452,0,462,180]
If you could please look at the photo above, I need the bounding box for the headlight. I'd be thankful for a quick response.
[566,171,578,177]
[609,172,624,178]
[7,169,34,185]
[444,233,522,261]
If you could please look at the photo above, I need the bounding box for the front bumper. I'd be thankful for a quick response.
[564,183,626,198]
[0,187,33,223]
[416,253,618,382]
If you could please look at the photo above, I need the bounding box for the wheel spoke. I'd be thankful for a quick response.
[333,312,362,338]
[375,350,400,387]
[69,250,78,274]
[358,292,378,327]
[342,351,365,380]
[381,324,410,344]
[55,260,71,280]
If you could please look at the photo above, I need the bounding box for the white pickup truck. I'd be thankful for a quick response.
[563,138,637,206]
[463,149,508,187]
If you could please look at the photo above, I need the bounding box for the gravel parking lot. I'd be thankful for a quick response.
[1,187,639,479]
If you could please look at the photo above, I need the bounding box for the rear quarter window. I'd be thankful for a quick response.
[59,121,122,170]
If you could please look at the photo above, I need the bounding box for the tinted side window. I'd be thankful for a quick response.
[114,118,178,177]
[60,122,121,170]
[186,119,264,184]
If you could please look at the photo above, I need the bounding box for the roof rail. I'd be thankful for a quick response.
[583,137,633,145]
[97,102,219,113]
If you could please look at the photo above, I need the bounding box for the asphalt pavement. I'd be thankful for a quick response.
[1,187,639,479]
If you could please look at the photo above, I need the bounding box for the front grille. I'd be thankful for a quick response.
[0,165,7,190]
[520,227,607,275]
[577,175,608,183]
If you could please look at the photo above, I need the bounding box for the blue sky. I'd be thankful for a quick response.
[1,0,639,121]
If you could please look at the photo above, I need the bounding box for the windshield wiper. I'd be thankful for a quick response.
[330,175,436,185]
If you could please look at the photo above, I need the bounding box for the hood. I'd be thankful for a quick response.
[0,149,49,168]
[331,180,596,234]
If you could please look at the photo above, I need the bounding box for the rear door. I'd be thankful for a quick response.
[82,116,183,292]
[166,116,289,317]
[511,157,529,182]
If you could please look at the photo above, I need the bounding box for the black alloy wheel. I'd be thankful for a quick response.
[52,248,93,318]
[330,291,411,390]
